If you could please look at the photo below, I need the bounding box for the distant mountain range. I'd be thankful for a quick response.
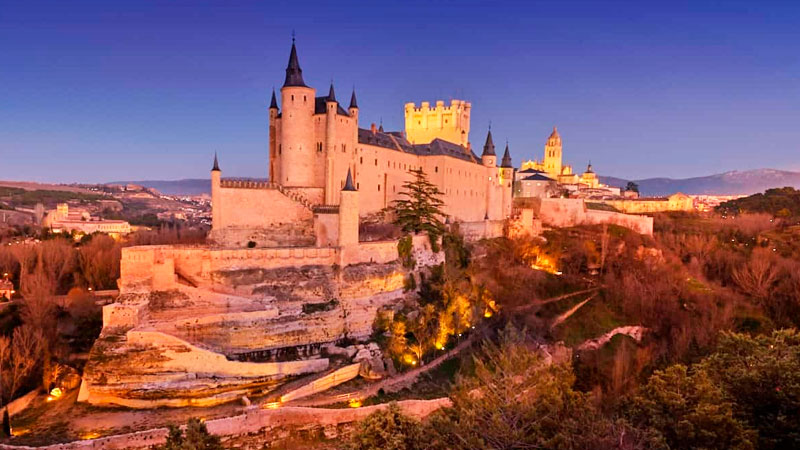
[599,169,800,197]
[112,169,800,197]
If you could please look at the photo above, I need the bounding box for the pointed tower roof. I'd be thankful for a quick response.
[269,88,278,109]
[548,126,561,143]
[482,129,496,156]
[501,142,513,168]
[212,152,220,172]
[283,38,307,87]
[585,161,594,173]
[327,82,336,102]
[349,88,358,109]
[342,168,356,191]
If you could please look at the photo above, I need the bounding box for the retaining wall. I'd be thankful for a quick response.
[0,398,451,450]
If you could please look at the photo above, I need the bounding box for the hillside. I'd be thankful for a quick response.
[108,179,212,196]
[600,169,800,196]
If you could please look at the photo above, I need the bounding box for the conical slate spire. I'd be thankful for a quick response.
[212,152,220,172]
[283,39,307,87]
[269,89,278,109]
[342,168,356,191]
[349,88,358,109]
[501,142,513,168]
[482,129,496,156]
[327,82,336,102]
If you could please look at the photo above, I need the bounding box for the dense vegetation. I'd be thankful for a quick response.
[0,187,105,208]
[350,187,800,449]
[717,186,800,218]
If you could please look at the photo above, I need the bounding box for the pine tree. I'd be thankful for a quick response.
[391,168,446,247]
[162,418,222,450]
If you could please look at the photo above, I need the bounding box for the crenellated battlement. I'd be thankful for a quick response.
[404,99,471,146]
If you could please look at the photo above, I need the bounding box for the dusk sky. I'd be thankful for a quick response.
[1,0,798,184]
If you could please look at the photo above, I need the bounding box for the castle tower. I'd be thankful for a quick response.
[268,89,279,182]
[338,169,359,248]
[211,153,221,231]
[481,128,496,168]
[349,88,359,143]
[544,126,562,178]
[324,83,339,204]
[500,143,514,218]
[279,38,316,187]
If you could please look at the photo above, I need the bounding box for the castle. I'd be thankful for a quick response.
[210,39,514,248]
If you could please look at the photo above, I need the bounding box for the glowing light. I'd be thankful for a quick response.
[348,399,362,408]
[81,432,101,440]
[484,309,493,318]
[264,401,281,409]
[50,387,63,398]
[46,396,54,402]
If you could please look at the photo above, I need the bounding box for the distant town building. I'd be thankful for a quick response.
[43,203,131,238]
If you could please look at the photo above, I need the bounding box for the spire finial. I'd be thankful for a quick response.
[482,127,495,157]
[212,152,220,172]
[270,87,278,109]
[501,142,513,168]
[349,86,358,109]
[292,30,296,43]
[342,168,356,191]
[283,34,307,87]
[328,81,336,102]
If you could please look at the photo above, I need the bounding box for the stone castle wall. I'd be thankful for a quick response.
[538,198,654,235]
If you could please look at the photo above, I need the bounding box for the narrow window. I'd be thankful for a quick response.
[375,159,378,166]
[360,157,363,164]
[378,185,381,191]
[291,95,294,101]
[435,166,439,173]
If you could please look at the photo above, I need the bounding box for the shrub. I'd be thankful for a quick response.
[346,403,424,450]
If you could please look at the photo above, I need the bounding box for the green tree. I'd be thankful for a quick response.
[700,330,800,449]
[162,418,223,450]
[423,325,658,449]
[630,365,755,450]
[346,403,425,450]
[391,169,445,249]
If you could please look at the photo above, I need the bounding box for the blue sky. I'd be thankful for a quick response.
[1,0,798,183]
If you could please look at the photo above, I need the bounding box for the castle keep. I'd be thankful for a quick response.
[211,39,513,248]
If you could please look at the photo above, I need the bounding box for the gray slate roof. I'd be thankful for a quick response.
[522,174,554,182]
[357,129,481,164]
[314,97,350,116]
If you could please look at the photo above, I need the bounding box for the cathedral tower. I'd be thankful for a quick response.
[543,126,562,178]
[279,38,316,187]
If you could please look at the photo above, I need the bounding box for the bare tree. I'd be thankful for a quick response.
[0,326,43,403]
[732,249,779,300]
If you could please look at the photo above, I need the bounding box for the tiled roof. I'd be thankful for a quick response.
[518,168,544,173]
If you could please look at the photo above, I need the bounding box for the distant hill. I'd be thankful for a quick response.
[599,169,800,197]
[108,179,212,196]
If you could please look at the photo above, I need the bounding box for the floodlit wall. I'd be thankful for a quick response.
[539,198,653,235]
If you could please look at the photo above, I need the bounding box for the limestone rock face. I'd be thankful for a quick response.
[83,257,413,408]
